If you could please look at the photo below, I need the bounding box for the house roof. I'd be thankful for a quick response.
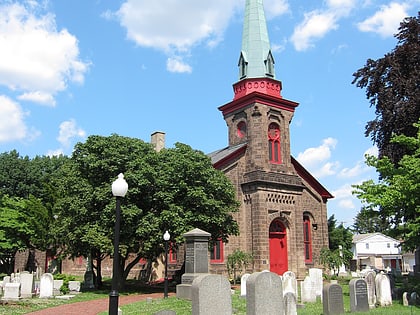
[352,232,399,243]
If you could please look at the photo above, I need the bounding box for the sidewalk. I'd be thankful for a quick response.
[26,292,173,315]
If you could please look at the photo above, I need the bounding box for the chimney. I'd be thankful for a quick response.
[151,131,165,152]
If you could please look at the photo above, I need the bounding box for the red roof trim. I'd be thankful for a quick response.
[291,156,334,200]
[213,145,247,169]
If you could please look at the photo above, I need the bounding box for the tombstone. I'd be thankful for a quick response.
[39,273,54,298]
[68,281,81,293]
[322,283,344,315]
[284,291,297,315]
[247,271,284,315]
[53,279,64,295]
[20,272,34,298]
[240,273,250,297]
[309,268,323,299]
[283,271,298,298]
[3,283,21,300]
[300,276,316,303]
[364,270,376,308]
[409,292,419,306]
[83,254,95,289]
[349,278,369,312]
[403,292,409,306]
[3,276,11,285]
[191,274,232,315]
[375,273,392,306]
[176,228,211,300]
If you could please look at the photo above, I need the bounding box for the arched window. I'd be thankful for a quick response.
[268,122,281,164]
[303,215,312,263]
[237,121,247,138]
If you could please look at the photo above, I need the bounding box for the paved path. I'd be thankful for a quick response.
[27,292,174,315]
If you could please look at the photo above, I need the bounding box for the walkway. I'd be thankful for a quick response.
[27,292,174,315]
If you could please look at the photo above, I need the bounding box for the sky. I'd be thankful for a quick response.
[0,0,419,227]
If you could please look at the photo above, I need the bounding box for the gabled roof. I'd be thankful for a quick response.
[352,233,399,244]
[208,143,247,169]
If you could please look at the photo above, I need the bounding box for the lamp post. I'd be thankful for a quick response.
[109,173,128,315]
[163,230,170,298]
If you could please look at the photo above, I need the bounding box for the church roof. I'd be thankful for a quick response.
[239,0,275,79]
[208,142,247,167]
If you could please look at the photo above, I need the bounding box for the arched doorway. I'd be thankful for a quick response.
[269,219,288,275]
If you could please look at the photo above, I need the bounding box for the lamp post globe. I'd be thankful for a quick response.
[109,173,128,315]
[163,230,170,298]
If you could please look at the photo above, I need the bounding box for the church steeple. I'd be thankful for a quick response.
[239,0,275,80]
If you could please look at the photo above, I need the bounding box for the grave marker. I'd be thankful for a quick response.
[375,273,392,306]
[3,283,20,301]
[322,283,344,315]
[240,273,250,297]
[349,278,369,312]
[364,270,376,308]
[20,272,34,298]
[284,291,297,315]
[39,273,54,298]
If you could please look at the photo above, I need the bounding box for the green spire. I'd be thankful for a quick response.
[239,0,275,80]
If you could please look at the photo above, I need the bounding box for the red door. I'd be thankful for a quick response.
[269,220,288,275]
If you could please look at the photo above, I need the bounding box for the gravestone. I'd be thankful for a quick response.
[309,268,323,299]
[53,279,63,295]
[247,271,283,315]
[349,278,369,312]
[240,273,251,297]
[364,270,376,308]
[322,283,344,315]
[191,274,231,315]
[301,276,316,303]
[20,272,34,298]
[176,228,211,300]
[403,292,409,306]
[3,283,20,300]
[68,281,81,293]
[39,273,54,298]
[283,271,298,298]
[375,273,392,306]
[284,291,297,315]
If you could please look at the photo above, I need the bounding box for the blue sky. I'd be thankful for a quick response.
[0,0,419,227]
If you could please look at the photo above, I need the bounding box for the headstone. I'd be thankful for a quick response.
[68,281,81,293]
[300,276,316,303]
[283,271,298,298]
[349,278,369,312]
[176,228,211,300]
[39,273,54,298]
[191,274,232,315]
[322,283,344,315]
[284,291,297,315]
[3,276,11,285]
[240,273,251,297]
[83,254,95,289]
[409,292,419,306]
[403,292,409,306]
[53,279,64,295]
[364,270,376,308]
[3,283,21,300]
[375,273,392,306]
[246,271,284,315]
[309,268,323,299]
[20,272,34,298]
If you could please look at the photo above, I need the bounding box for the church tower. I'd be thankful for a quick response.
[210,0,332,277]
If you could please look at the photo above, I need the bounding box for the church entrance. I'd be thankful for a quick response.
[269,219,288,275]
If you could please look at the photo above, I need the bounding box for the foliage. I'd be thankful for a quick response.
[352,206,389,234]
[352,12,420,164]
[226,249,253,284]
[352,121,420,251]
[56,134,239,289]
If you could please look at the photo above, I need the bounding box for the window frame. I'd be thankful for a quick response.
[268,122,282,164]
[210,239,224,264]
[303,215,313,263]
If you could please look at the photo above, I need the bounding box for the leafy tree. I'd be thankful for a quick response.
[353,121,420,251]
[352,12,420,164]
[319,215,353,274]
[226,249,253,285]
[57,135,239,289]
[352,206,388,234]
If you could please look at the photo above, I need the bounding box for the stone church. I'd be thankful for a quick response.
[206,0,332,279]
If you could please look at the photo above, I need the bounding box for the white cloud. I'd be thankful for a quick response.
[364,146,378,157]
[0,95,28,142]
[0,2,90,105]
[57,119,86,148]
[264,0,290,19]
[332,183,355,208]
[297,137,337,167]
[357,2,410,37]
[46,148,64,157]
[166,57,192,74]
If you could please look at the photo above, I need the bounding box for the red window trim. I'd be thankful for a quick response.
[169,243,177,264]
[268,123,282,164]
[303,216,312,263]
[210,239,224,264]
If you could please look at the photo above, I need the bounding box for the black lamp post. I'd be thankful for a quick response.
[163,230,170,298]
[109,173,128,315]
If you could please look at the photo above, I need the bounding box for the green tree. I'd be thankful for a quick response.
[353,121,420,251]
[352,206,388,234]
[58,135,239,289]
[352,12,420,165]
[226,249,253,285]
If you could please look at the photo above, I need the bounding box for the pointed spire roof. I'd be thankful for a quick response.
[239,0,275,80]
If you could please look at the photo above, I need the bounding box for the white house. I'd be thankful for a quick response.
[351,233,408,272]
